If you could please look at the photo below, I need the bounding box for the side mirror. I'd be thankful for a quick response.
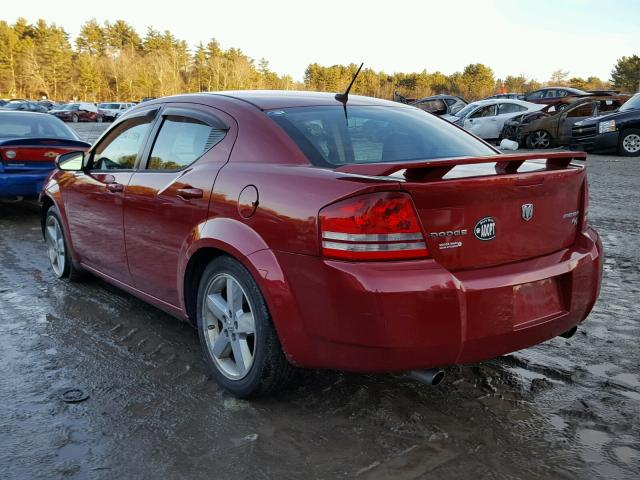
[56,151,85,171]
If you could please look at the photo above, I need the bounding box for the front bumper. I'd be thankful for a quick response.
[269,229,603,372]
[570,130,619,153]
[0,171,49,198]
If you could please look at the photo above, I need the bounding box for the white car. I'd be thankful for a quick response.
[442,99,544,140]
[97,102,135,122]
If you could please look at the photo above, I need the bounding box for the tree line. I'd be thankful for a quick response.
[0,18,638,102]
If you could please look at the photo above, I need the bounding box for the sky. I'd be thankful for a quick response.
[4,0,640,82]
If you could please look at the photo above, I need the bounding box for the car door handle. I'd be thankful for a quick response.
[177,187,203,200]
[105,182,124,193]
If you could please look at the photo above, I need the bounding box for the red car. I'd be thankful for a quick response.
[49,103,103,123]
[41,92,603,397]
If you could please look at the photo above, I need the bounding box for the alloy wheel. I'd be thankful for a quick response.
[45,215,66,277]
[623,133,640,153]
[531,130,551,149]
[201,273,256,380]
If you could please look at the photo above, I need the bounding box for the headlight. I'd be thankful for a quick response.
[598,120,616,134]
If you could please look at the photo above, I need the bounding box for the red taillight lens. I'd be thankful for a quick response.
[319,192,429,261]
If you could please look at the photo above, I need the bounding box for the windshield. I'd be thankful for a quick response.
[99,103,120,109]
[267,105,495,167]
[62,104,79,111]
[620,93,640,112]
[0,113,79,140]
[452,103,479,118]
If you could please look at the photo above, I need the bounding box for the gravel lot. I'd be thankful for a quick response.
[1,123,639,479]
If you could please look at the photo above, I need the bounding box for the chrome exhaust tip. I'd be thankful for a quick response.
[408,368,445,386]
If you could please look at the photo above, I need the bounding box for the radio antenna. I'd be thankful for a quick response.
[335,62,363,121]
[335,62,363,103]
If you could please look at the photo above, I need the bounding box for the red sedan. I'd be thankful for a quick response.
[40,91,603,397]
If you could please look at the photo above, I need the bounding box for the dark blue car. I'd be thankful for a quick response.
[0,112,90,199]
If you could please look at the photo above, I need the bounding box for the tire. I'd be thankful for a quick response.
[527,130,553,149]
[97,116,103,123]
[45,206,85,281]
[196,256,296,398]
[71,114,78,123]
[617,129,640,157]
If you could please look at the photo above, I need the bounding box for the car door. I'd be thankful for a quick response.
[557,102,596,143]
[61,108,158,284]
[465,104,497,138]
[123,104,235,306]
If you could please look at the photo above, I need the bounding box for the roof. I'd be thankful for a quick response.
[536,86,587,94]
[0,110,46,117]
[204,90,400,110]
[468,98,535,106]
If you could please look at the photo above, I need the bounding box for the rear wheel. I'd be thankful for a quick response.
[97,115,103,123]
[45,206,84,281]
[617,129,640,157]
[527,130,552,149]
[196,256,296,398]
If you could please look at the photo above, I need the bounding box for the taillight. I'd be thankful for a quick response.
[319,191,429,261]
[581,181,589,232]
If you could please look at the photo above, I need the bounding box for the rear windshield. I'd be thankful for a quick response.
[267,106,495,167]
[0,114,79,140]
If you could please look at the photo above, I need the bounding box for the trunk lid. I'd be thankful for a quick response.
[336,152,587,270]
[0,138,89,172]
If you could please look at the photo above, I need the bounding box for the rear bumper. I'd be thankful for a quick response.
[0,172,49,198]
[265,229,603,372]
[570,131,619,152]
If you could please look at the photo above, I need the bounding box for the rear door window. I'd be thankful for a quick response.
[497,103,527,114]
[146,115,225,171]
[267,105,496,167]
[470,105,497,118]
[567,103,595,117]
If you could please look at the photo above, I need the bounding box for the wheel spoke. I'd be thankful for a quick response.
[236,312,255,334]
[206,293,228,321]
[231,337,251,374]
[48,245,57,263]
[46,225,56,242]
[211,333,231,358]
[226,277,242,317]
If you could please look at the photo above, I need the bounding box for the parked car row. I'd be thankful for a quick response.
[501,95,628,149]
[404,86,637,156]
[0,99,136,123]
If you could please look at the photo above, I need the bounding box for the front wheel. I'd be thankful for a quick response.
[45,206,84,281]
[617,129,640,157]
[71,114,78,123]
[526,130,552,149]
[196,256,296,398]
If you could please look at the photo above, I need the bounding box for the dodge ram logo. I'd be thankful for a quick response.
[521,203,534,221]
[474,217,496,241]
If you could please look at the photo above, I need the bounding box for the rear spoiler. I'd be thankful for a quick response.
[335,151,587,181]
[0,137,90,149]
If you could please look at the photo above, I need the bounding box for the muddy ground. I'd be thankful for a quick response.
[1,123,639,479]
